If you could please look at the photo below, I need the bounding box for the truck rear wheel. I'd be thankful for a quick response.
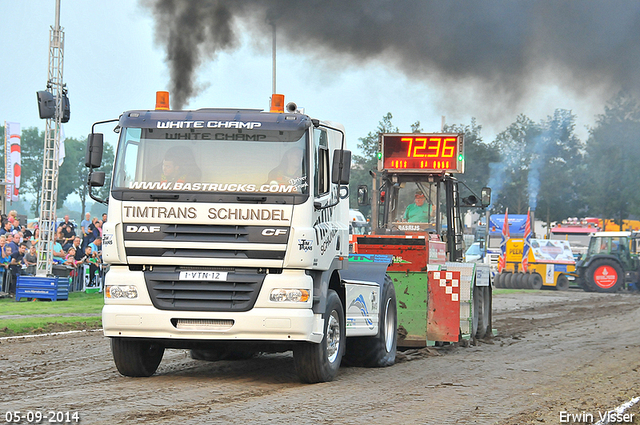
[586,259,623,293]
[529,273,543,290]
[343,276,397,367]
[555,274,570,291]
[503,273,512,289]
[110,338,164,377]
[473,284,491,339]
[294,290,344,383]
[493,273,501,288]
[513,273,524,289]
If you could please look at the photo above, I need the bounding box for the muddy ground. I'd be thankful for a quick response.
[1,289,639,425]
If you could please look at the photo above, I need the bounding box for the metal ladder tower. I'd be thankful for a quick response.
[37,0,65,275]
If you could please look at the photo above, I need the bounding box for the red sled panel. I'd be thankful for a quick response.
[427,270,460,342]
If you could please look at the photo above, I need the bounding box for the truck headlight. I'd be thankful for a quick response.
[105,285,138,299]
[269,288,310,303]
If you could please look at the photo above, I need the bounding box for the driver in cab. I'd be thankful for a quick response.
[404,191,432,223]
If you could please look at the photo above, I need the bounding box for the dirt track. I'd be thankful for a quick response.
[1,289,640,424]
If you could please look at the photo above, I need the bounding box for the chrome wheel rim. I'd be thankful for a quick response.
[326,310,341,363]
[384,298,395,352]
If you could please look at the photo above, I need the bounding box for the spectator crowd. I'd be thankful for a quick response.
[0,210,105,297]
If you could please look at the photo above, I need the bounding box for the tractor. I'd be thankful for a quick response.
[574,231,640,293]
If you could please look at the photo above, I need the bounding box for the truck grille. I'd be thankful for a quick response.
[123,223,288,261]
[144,266,267,312]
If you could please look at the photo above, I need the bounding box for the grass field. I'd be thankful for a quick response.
[0,292,103,336]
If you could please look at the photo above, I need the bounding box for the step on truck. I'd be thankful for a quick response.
[85,92,396,383]
[352,133,493,345]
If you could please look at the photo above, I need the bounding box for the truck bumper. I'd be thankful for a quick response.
[102,266,323,343]
[103,305,324,343]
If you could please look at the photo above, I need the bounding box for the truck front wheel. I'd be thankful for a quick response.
[343,276,397,367]
[110,338,164,377]
[294,290,345,383]
[529,273,543,290]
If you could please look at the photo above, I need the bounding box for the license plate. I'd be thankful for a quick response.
[179,271,228,281]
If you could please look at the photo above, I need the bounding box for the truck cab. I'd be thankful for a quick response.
[86,94,396,383]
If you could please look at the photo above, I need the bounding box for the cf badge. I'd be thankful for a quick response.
[262,229,287,236]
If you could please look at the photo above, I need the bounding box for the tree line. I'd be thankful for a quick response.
[348,92,640,228]
[2,90,639,227]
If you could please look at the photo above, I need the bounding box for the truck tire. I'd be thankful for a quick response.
[555,274,570,291]
[586,259,624,293]
[503,273,512,289]
[343,276,397,367]
[473,283,490,339]
[479,285,492,339]
[513,273,524,289]
[110,338,164,377]
[529,273,543,290]
[294,289,345,383]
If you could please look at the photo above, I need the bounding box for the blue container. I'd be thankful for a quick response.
[15,275,69,302]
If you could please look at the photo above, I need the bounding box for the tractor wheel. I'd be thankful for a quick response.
[576,274,594,292]
[555,274,570,291]
[529,273,543,290]
[585,259,624,293]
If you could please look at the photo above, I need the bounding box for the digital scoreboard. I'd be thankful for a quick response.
[378,133,464,173]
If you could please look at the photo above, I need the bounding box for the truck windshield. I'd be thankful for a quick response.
[112,127,309,195]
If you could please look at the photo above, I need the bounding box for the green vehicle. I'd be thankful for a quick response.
[575,232,640,293]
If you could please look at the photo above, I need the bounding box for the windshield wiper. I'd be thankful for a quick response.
[149,194,180,200]
[236,196,267,203]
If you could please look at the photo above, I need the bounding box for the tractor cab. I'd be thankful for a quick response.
[583,232,639,272]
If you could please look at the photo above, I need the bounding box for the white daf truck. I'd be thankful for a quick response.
[85,93,396,383]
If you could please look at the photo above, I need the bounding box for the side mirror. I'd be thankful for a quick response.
[88,171,105,187]
[85,133,104,168]
[331,149,351,185]
[357,185,369,206]
[481,187,492,207]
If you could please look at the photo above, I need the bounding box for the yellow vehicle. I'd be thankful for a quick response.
[494,238,576,290]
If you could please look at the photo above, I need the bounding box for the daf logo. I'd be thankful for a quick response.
[126,225,161,233]
[262,229,287,236]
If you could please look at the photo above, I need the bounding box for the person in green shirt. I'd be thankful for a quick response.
[404,191,432,223]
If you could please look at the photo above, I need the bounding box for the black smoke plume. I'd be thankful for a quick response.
[143,0,640,111]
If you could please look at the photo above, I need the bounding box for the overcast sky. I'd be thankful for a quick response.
[1,0,632,151]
